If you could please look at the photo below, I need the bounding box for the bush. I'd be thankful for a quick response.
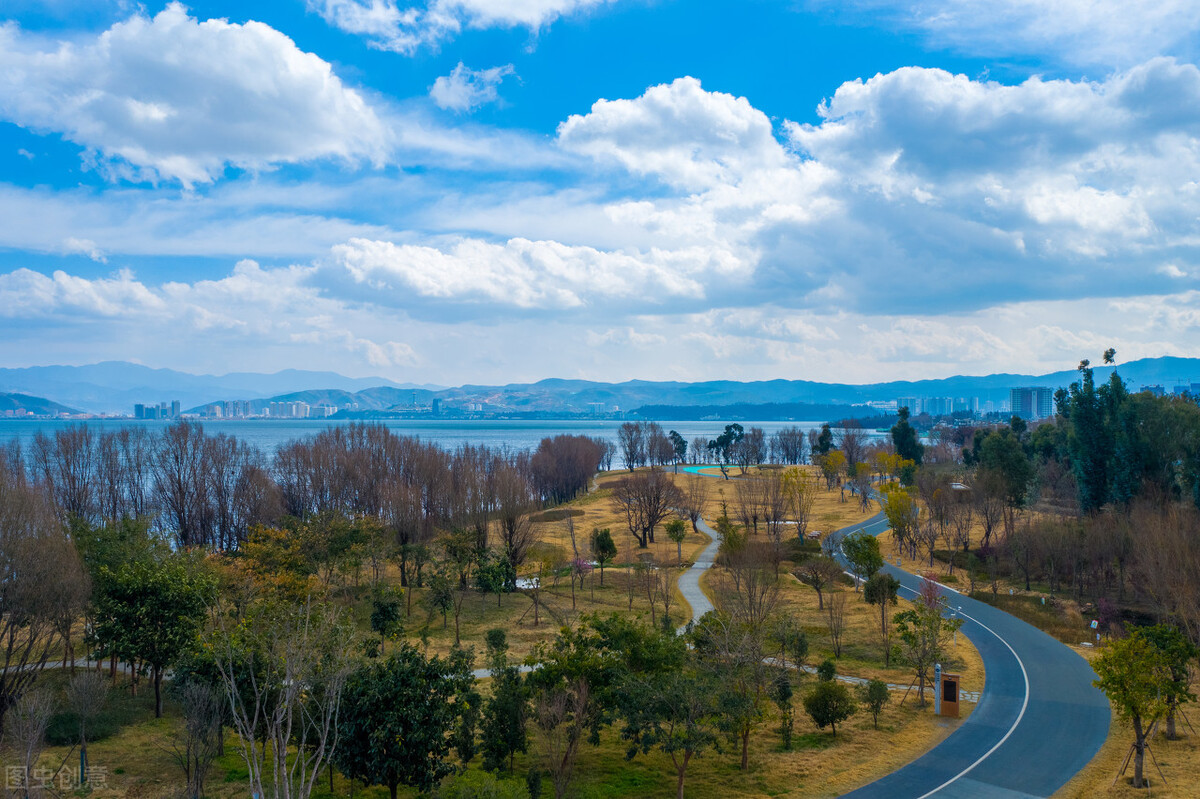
[526,766,543,799]
[816,659,837,682]
[803,680,857,736]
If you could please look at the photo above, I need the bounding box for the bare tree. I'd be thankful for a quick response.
[836,421,868,472]
[760,470,789,546]
[972,470,1007,550]
[214,600,352,799]
[689,436,709,465]
[733,477,765,536]
[611,471,682,548]
[617,422,646,471]
[716,525,779,632]
[771,426,809,465]
[680,476,709,534]
[495,460,538,581]
[152,421,212,548]
[825,591,847,658]
[645,423,674,470]
[7,688,55,799]
[793,556,842,610]
[0,465,89,730]
[66,672,108,787]
[782,467,817,539]
[535,681,591,799]
[164,680,225,799]
[29,425,96,522]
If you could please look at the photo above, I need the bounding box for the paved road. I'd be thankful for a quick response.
[828,512,1110,798]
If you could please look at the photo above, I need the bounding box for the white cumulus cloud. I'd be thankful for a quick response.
[310,0,617,53]
[430,63,515,112]
[821,0,1200,67]
[330,234,748,310]
[0,4,389,185]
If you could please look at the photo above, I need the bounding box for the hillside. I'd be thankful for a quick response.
[0,392,80,416]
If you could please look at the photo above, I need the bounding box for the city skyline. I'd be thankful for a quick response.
[2,2,1200,384]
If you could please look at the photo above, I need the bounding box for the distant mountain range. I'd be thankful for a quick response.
[0,362,441,415]
[0,357,1195,416]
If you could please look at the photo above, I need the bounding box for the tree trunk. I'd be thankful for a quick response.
[154,666,163,718]
[389,782,398,799]
[740,726,749,770]
[1166,706,1177,740]
[1133,721,1146,788]
[675,754,691,799]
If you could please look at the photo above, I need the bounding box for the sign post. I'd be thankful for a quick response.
[934,663,941,716]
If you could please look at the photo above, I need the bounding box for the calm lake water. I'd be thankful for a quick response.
[0,418,831,455]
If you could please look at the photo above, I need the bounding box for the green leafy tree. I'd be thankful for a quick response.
[665,518,688,562]
[815,424,833,456]
[816,659,836,682]
[893,581,963,706]
[1093,629,1174,789]
[619,668,721,799]
[881,486,919,557]
[857,678,890,729]
[1141,624,1198,740]
[591,528,617,586]
[864,573,901,666]
[978,429,1034,533]
[91,554,216,717]
[335,644,475,799]
[481,630,529,773]
[891,407,924,472]
[668,430,688,473]
[842,530,884,591]
[427,568,454,629]
[476,552,509,608]
[770,671,795,749]
[707,423,745,479]
[370,589,403,654]
[803,680,856,736]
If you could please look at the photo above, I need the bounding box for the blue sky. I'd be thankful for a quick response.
[2,0,1200,385]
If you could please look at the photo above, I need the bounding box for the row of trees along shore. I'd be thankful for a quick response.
[3,350,1200,794]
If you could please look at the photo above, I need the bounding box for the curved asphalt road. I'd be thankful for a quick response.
[679,465,1110,797]
[828,511,1110,798]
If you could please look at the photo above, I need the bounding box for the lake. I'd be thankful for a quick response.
[0,418,832,455]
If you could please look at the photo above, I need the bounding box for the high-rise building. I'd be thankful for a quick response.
[134,403,146,419]
[171,400,181,418]
[1009,387,1055,420]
